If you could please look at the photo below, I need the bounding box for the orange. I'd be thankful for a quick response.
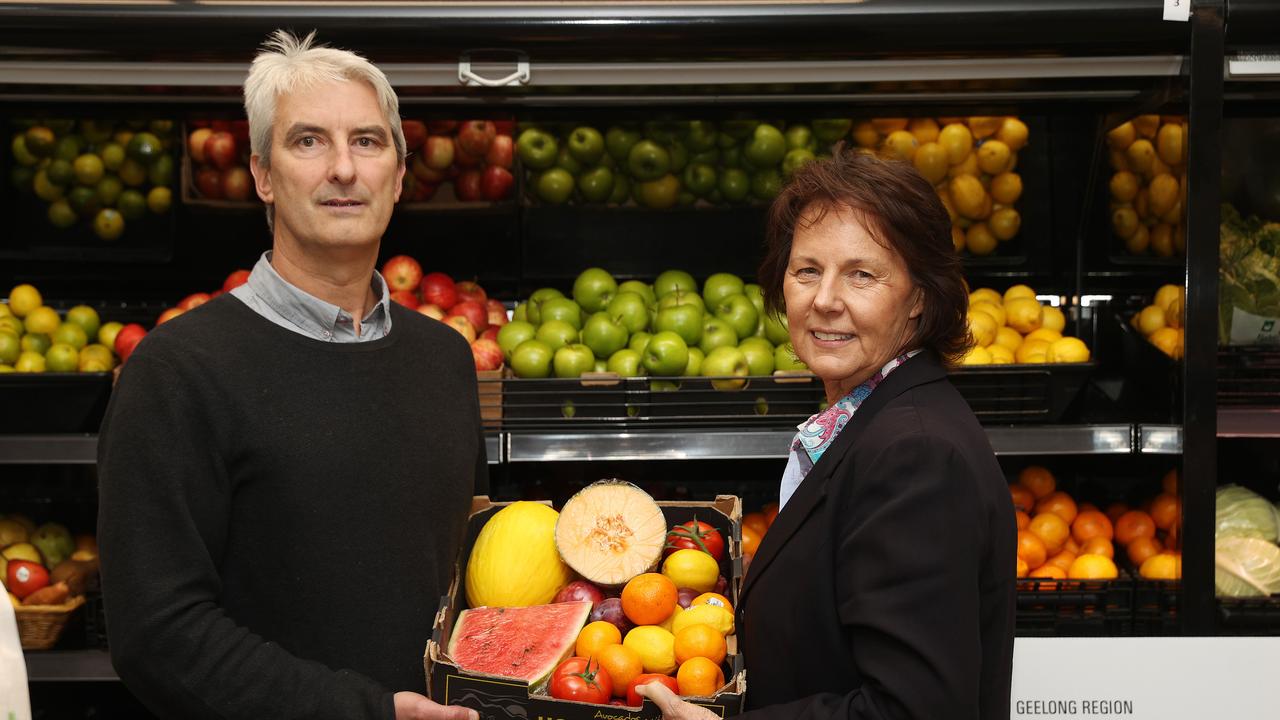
[1045,550,1076,573]
[1035,491,1078,525]
[1161,468,1179,495]
[1126,536,1163,567]
[1071,510,1114,543]
[1064,536,1081,554]
[1114,510,1156,546]
[1030,564,1066,581]
[1018,466,1056,499]
[1016,557,1029,578]
[673,623,727,665]
[1078,502,1100,514]
[742,512,769,537]
[1149,493,1181,531]
[1105,502,1130,523]
[1139,552,1181,580]
[621,573,679,626]
[1014,510,1031,531]
[577,620,623,659]
[675,656,725,697]
[762,502,779,527]
[1028,512,1070,554]
[1017,530,1047,570]
[690,592,733,615]
[1080,537,1114,559]
[1067,553,1118,580]
[1009,484,1035,513]
[596,643,643,697]
[741,524,762,556]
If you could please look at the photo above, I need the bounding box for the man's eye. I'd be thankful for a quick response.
[356,137,379,148]
[298,136,317,147]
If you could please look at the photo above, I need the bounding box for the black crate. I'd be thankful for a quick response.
[949,362,1095,424]
[1217,346,1280,406]
[1131,579,1180,635]
[0,372,112,433]
[1015,576,1132,637]
[1217,596,1280,634]
[1111,310,1181,421]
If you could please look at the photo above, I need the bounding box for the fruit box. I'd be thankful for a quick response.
[476,367,503,427]
[425,495,747,719]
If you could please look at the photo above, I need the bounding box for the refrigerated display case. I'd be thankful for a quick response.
[0,0,1272,711]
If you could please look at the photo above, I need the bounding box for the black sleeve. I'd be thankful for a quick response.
[473,420,490,496]
[737,433,986,720]
[97,349,393,720]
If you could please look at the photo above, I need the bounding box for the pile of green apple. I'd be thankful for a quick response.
[497,268,808,388]
[515,119,853,208]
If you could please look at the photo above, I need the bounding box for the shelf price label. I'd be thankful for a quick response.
[1163,0,1190,22]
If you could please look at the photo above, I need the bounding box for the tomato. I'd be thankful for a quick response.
[664,521,725,561]
[549,656,613,704]
[626,673,680,707]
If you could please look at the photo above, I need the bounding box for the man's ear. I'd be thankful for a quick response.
[250,155,273,204]
[393,161,405,203]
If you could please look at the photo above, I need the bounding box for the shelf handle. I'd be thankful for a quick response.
[458,50,530,88]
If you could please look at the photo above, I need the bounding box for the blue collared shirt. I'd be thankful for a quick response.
[230,251,393,342]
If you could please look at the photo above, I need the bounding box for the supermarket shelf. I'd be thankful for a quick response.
[1217,408,1280,438]
[984,425,1133,456]
[25,649,118,682]
[484,434,502,465]
[1138,425,1184,454]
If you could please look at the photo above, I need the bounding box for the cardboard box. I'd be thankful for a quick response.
[426,494,746,719]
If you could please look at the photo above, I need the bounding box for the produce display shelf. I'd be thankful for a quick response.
[1015,576,1133,637]
[1137,424,1183,454]
[1217,597,1280,633]
[25,649,118,682]
[1216,408,1280,438]
[983,424,1132,456]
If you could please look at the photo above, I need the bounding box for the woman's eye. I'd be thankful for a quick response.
[795,267,818,279]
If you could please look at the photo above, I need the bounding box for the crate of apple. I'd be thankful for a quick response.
[401,119,518,207]
[182,120,256,206]
[151,268,252,330]
[381,254,507,364]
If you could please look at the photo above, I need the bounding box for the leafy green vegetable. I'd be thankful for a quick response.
[1219,204,1280,343]
[1215,484,1280,543]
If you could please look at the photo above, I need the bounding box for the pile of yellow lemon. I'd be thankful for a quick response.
[1130,283,1185,359]
[854,116,1028,257]
[1106,115,1187,257]
[960,284,1091,365]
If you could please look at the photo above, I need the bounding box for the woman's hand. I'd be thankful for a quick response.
[635,682,720,720]
[393,691,478,720]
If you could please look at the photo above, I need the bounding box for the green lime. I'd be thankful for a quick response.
[54,135,82,162]
[0,316,22,336]
[118,189,146,220]
[95,176,123,207]
[52,322,88,350]
[21,333,51,355]
[65,306,101,339]
[100,142,125,171]
[73,153,105,185]
[79,119,113,144]
[10,134,39,166]
[33,169,65,202]
[0,332,18,364]
[14,350,46,373]
[10,166,35,194]
[146,186,172,214]
[47,199,77,229]
[118,158,146,187]
[126,132,163,162]
[45,343,79,372]
[93,208,125,241]
[23,126,56,157]
[147,155,174,187]
[67,186,100,216]
[46,158,74,186]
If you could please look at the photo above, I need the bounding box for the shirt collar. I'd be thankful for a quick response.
[244,251,393,340]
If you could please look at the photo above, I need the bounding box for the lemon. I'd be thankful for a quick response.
[1151,225,1176,256]
[117,158,147,187]
[996,118,1029,152]
[1126,139,1156,176]
[21,333,51,355]
[938,123,973,165]
[1153,284,1184,314]
[1111,206,1140,239]
[14,350,46,373]
[1134,188,1151,220]
[1025,328,1063,345]
[1109,171,1139,203]
[976,140,1011,175]
[671,603,734,636]
[969,288,1003,307]
[987,344,1015,364]
[1041,305,1066,333]
[0,317,24,337]
[1147,225,1173,257]
[970,301,1006,327]
[0,332,18,365]
[1137,305,1167,336]
[989,172,1022,204]
[662,549,720,594]
[988,207,1021,241]
[1165,298,1185,330]
[994,326,1023,353]
[1148,327,1183,359]
[1147,173,1179,218]
[100,142,125,171]
[881,130,918,162]
[1124,224,1150,255]
[912,142,949,184]
[870,118,908,134]
[64,305,100,339]
[1107,121,1136,150]
[23,306,60,335]
[1003,284,1037,304]
[52,322,88,350]
[965,222,997,256]
[45,343,80,373]
[908,117,940,144]
[118,190,146,220]
[658,605,684,633]
[96,176,123,207]
[1156,123,1184,167]
[1132,114,1160,139]
[93,208,125,241]
[623,626,677,675]
[966,311,998,347]
[1109,149,1131,173]
[1005,297,1044,334]
[0,366,13,374]
[33,169,65,202]
[79,343,115,372]
[1015,338,1051,364]
[852,122,879,149]
[73,153,105,186]
[960,345,992,365]
[948,152,979,179]
[47,200,76,230]
[11,134,39,167]
[949,175,987,219]
[937,188,958,223]
[147,186,172,214]
[1149,155,1172,179]
[97,321,123,349]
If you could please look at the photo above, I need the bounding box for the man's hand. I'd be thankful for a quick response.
[635,682,720,720]
[393,691,478,720]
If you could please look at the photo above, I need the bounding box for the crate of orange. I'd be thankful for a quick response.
[1120,469,1184,634]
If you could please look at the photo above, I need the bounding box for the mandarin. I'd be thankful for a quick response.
[621,573,679,626]
[1045,550,1077,573]
[1017,530,1048,570]
[1080,537,1115,559]
[1015,510,1031,531]
[1009,484,1036,513]
[1016,557,1029,578]
[1029,512,1070,554]
[1139,551,1182,580]
[1035,491,1078,524]
[742,512,769,537]
[741,524,762,556]
[596,643,643,697]
[1071,510,1114,543]
[675,656,725,697]
[1114,510,1157,546]
[1030,564,1067,581]
[1149,493,1181,531]
[1105,502,1131,523]
[673,623,727,665]
[1018,466,1056,499]
[1067,553,1118,580]
[577,620,623,659]
[1126,536,1163,567]
[1161,468,1179,495]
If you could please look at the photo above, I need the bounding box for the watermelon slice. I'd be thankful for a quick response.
[446,600,592,686]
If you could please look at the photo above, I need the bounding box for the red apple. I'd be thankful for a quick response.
[178,293,211,311]
[222,166,252,202]
[188,127,213,164]
[381,255,424,293]
[420,272,459,310]
[455,281,488,306]
[427,120,458,135]
[486,299,509,328]
[416,303,446,320]
[423,135,455,170]
[485,134,514,169]
[471,337,504,371]
[6,560,50,600]
[195,166,223,199]
[480,326,500,341]
[454,169,483,202]
[492,119,516,136]
[401,120,427,152]
[203,131,237,170]
[456,120,497,157]
[480,165,515,201]
[229,119,250,146]
[412,154,447,184]
[114,323,147,361]
[222,269,251,292]
[412,181,438,202]
[448,300,488,334]
[443,315,476,343]
[453,138,483,168]
[209,120,231,132]
[390,289,419,307]
[156,307,185,325]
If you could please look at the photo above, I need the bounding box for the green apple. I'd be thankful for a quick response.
[782,148,816,178]
[512,303,528,322]
[97,320,123,349]
[654,304,704,346]
[535,168,575,204]
[721,145,743,169]
[715,294,759,341]
[535,320,579,351]
[556,146,584,176]
[594,359,608,373]
[577,166,615,203]
[665,142,689,174]
[608,175,631,205]
[764,310,791,345]
[638,174,680,209]
[618,280,656,306]
[539,297,583,330]
[526,287,565,325]
[775,342,809,372]
[677,191,696,207]
[684,347,705,376]
[572,267,617,313]
[511,339,554,378]
[744,284,765,314]
[656,288,705,314]
[606,348,645,377]
[682,163,717,197]
[690,148,720,166]
[497,320,536,361]
[628,331,652,355]
[607,291,649,334]
[785,124,817,151]
[52,322,88,350]
[45,342,79,372]
[582,312,628,359]
[643,330,689,377]
[554,343,596,379]
[751,168,782,200]
[568,126,605,165]
[739,337,776,376]
[721,119,758,140]
[743,123,786,169]
[649,379,680,392]
[702,272,745,309]
[812,118,854,144]
[699,316,738,355]
[654,270,698,299]
[719,168,750,202]
[627,140,670,181]
[701,346,749,391]
[605,126,642,164]
[517,128,559,170]
[686,120,718,152]
[642,120,683,144]
[65,305,100,339]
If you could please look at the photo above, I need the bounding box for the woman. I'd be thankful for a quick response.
[639,149,1015,719]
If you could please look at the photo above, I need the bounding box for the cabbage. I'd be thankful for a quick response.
[1215,536,1280,598]
[1214,484,1280,543]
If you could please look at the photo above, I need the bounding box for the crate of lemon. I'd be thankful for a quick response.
[1104,114,1188,259]
[427,484,745,718]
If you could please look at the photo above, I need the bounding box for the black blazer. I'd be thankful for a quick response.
[736,351,1015,720]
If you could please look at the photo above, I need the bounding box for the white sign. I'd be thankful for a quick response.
[1012,637,1280,719]
[1163,0,1190,22]
[1229,306,1280,346]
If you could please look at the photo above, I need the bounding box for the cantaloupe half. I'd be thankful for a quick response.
[554,480,667,586]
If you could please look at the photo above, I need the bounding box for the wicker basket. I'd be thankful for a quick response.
[14,594,86,650]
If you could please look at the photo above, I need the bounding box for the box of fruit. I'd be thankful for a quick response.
[180,121,258,208]
[425,485,746,718]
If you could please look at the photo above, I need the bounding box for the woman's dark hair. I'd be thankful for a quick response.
[758,146,971,363]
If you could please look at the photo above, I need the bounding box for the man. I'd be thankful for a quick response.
[98,30,482,720]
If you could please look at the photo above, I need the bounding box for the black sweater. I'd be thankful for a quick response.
[97,296,486,720]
